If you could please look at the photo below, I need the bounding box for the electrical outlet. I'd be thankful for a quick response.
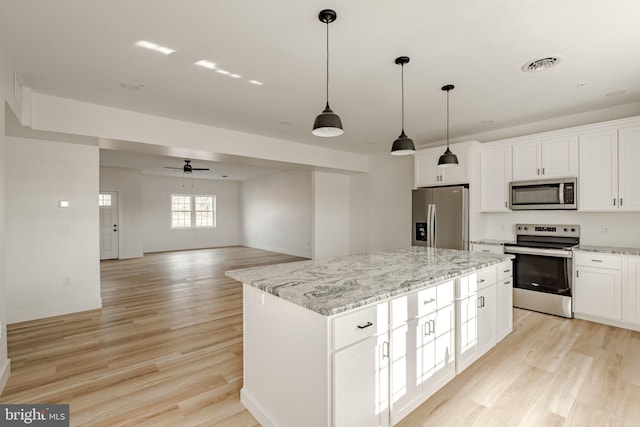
[602,226,610,235]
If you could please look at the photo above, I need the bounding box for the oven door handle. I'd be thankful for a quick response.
[504,246,573,258]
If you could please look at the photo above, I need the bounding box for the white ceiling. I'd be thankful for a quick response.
[1,0,639,165]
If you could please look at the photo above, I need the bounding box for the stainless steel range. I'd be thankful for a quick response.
[504,224,580,318]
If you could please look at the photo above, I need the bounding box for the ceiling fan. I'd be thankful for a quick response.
[164,159,210,174]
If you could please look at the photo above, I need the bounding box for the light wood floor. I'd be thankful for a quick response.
[2,247,640,426]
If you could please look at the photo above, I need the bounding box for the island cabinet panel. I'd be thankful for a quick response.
[241,285,330,427]
[389,281,455,424]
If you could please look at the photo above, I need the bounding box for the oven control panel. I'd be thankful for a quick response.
[515,224,580,237]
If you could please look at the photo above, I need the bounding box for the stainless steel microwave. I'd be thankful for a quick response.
[509,178,577,210]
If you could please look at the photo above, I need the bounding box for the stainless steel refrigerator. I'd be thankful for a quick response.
[412,186,469,250]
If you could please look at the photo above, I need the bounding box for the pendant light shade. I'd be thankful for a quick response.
[313,9,343,137]
[438,84,459,167]
[391,56,415,156]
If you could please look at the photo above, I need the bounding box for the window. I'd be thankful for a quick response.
[171,194,216,228]
[98,194,112,206]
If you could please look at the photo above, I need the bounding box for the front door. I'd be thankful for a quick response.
[99,192,119,260]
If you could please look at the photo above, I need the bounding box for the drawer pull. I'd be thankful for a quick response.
[357,321,373,330]
[504,281,511,285]
[423,298,436,305]
[591,259,603,263]
[478,279,486,283]
[503,269,511,273]
[482,250,490,253]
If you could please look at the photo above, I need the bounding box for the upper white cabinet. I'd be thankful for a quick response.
[415,144,469,187]
[479,144,512,211]
[512,135,578,181]
[579,125,640,211]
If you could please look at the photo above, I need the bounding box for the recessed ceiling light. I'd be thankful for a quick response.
[195,60,216,69]
[135,40,175,55]
[480,120,494,125]
[249,80,264,86]
[216,69,230,75]
[280,121,292,126]
[606,90,627,97]
[577,82,587,88]
[120,82,147,90]
[229,74,242,79]
[521,57,561,72]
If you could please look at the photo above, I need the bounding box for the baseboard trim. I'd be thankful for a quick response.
[240,387,279,427]
[0,358,11,395]
[7,298,103,324]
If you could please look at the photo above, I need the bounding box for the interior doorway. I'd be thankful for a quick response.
[99,191,119,260]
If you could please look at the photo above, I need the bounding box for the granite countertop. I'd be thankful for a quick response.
[573,245,640,256]
[470,239,516,246]
[226,247,513,316]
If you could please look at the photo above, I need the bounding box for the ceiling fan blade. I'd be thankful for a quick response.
[164,167,182,170]
[191,168,210,171]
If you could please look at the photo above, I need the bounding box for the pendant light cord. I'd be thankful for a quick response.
[401,64,405,132]
[325,20,330,106]
[446,89,450,149]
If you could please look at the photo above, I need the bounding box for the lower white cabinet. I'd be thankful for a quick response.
[574,252,623,321]
[624,256,640,326]
[470,243,504,254]
[476,283,497,356]
[496,261,513,340]
[389,281,455,424]
[334,334,389,427]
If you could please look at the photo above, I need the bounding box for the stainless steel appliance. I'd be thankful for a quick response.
[509,177,577,210]
[504,224,580,318]
[412,186,469,250]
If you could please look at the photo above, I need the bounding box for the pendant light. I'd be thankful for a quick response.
[312,9,343,137]
[438,84,459,167]
[390,56,416,156]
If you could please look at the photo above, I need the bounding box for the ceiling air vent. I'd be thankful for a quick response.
[521,57,560,72]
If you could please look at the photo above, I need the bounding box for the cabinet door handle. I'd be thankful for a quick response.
[591,259,603,263]
[613,198,616,206]
[503,269,511,273]
[542,167,545,175]
[382,341,389,359]
[537,168,541,175]
[482,250,490,253]
[576,270,579,278]
[505,201,508,208]
[430,320,436,334]
[620,198,623,206]
[357,321,373,330]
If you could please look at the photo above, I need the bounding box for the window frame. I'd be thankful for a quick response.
[171,194,216,229]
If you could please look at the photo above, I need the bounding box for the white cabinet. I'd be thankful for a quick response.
[624,256,640,326]
[455,265,506,373]
[480,144,511,211]
[334,334,389,427]
[496,261,513,341]
[471,243,504,254]
[574,252,623,321]
[389,281,455,424]
[512,135,577,181]
[415,145,469,187]
[579,125,640,211]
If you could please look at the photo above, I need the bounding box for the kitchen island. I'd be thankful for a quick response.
[226,247,513,427]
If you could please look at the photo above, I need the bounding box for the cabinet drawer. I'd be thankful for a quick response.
[333,304,386,350]
[417,280,454,317]
[497,261,513,281]
[477,266,497,289]
[574,252,622,269]
[472,243,504,254]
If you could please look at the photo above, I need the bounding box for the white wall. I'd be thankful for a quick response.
[100,167,144,259]
[482,211,640,247]
[5,137,101,323]
[312,172,350,260]
[0,44,10,393]
[143,174,241,253]
[241,171,312,258]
